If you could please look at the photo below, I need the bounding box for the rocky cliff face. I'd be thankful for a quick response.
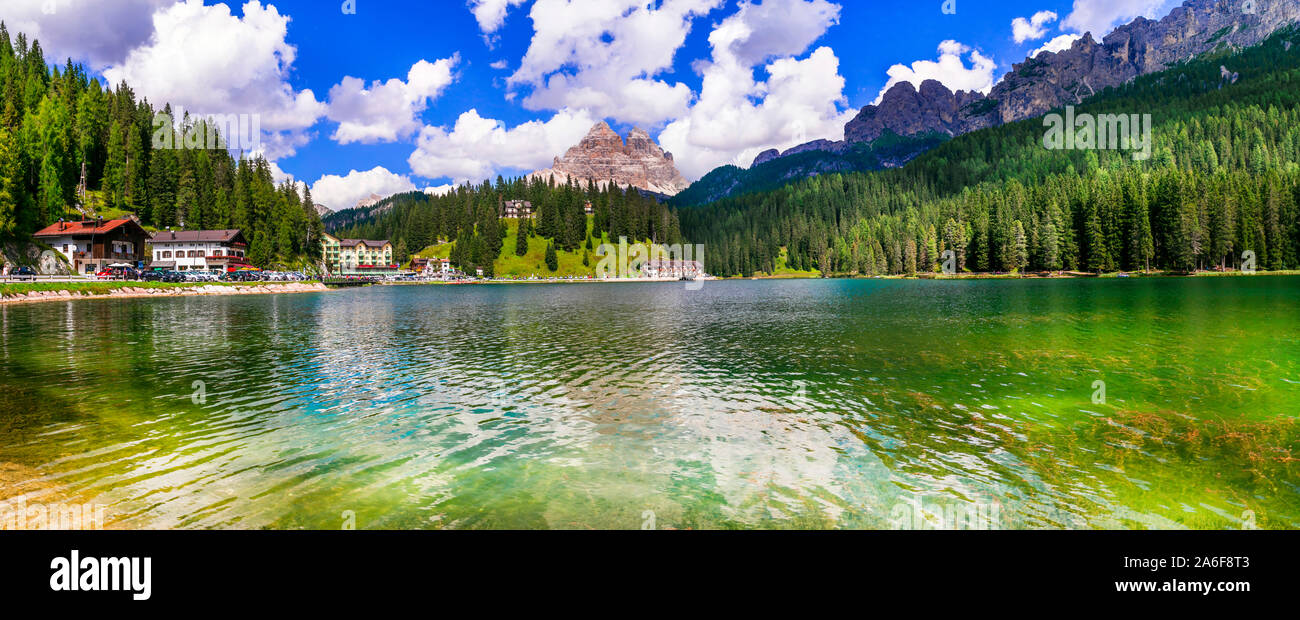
[788,0,1299,152]
[530,122,691,196]
[844,79,993,143]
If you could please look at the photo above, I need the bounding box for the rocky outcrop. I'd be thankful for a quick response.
[529,122,691,196]
[845,80,992,143]
[752,139,848,166]
[355,194,385,210]
[775,0,1300,156]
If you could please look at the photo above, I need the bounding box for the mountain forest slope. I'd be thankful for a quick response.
[679,28,1300,277]
[0,23,324,268]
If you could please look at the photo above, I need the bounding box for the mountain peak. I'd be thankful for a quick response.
[807,0,1298,150]
[586,121,619,138]
[529,125,690,196]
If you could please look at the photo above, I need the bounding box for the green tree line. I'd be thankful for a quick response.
[679,27,1300,277]
[333,175,683,275]
[0,24,323,267]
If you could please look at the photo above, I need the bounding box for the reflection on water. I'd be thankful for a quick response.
[0,278,1297,529]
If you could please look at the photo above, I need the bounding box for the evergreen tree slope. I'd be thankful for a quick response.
[0,23,324,268]
[679,28,1300,277]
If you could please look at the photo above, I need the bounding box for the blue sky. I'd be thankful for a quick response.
[2,0,1181,210]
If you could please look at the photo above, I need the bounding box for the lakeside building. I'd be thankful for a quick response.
[414,257,454,278]
[501,200,535,219]
[148,229,253,272]
[34,218,150,275]
[321,233,399,276]
[641,259,704,280]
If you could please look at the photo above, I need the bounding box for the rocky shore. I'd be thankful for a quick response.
[0,282,329,305]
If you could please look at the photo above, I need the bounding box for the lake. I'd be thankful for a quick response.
[1,277,1297,529]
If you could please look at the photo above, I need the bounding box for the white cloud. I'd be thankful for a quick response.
[468,0,528,34]
[490,59,509,70]
[424,184,457,197]
[872,40,996,105]
[658,0,851,179]
[326,55,460,145]
[265,161,309,200]
[102,0,326,159]
[407,108,596,184]
[506,0,724,127]
[309,167,419,212]
[1012,11,1058,44]
[1032,33,1083,57]
[267,160,294,184]
[0,0,173,70]
[1061,0,1177,38]
[709,0,842,66]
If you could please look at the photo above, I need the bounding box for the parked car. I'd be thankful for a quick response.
[11,266,37,281]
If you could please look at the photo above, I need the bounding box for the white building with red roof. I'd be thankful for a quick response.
[149,229,252,272]
[33,218,150,275]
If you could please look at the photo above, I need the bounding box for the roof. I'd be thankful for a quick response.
[34,219,145,238]
[340,239,391,248]
[150,229,244,244]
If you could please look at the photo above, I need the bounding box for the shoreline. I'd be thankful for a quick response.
[0,282,329,306]
[728,269,1300,281]
[4,269,1295,304]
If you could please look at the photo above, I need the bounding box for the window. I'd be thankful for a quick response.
[162,251,172,259]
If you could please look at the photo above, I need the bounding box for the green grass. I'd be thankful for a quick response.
[496,217,598,278]
[67,190,160,233]
[744,247,820,279]
[416,217,665,279]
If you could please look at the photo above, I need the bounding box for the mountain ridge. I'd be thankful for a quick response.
[684,0,1300,205]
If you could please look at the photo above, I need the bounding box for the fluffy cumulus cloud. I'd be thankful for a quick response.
[658,0,852,179]
[309,167,419,212]
[102,0,326,159]
[468,0,529,34]
[1032,33,1083,57]
[407,108,597,184]
[1061,0,1177,38]
[0,0,173,70]
[872,40,996,105]
[326,55,460,145]
[506,0,724,127]
[1012,11,1058,44]
[424,184,456,197]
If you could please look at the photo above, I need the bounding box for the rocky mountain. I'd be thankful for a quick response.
[529,122,691,196]
[355,193,385,210]
[764,0,1300,159]
[675,132,949,207]
[844,80,994,144]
